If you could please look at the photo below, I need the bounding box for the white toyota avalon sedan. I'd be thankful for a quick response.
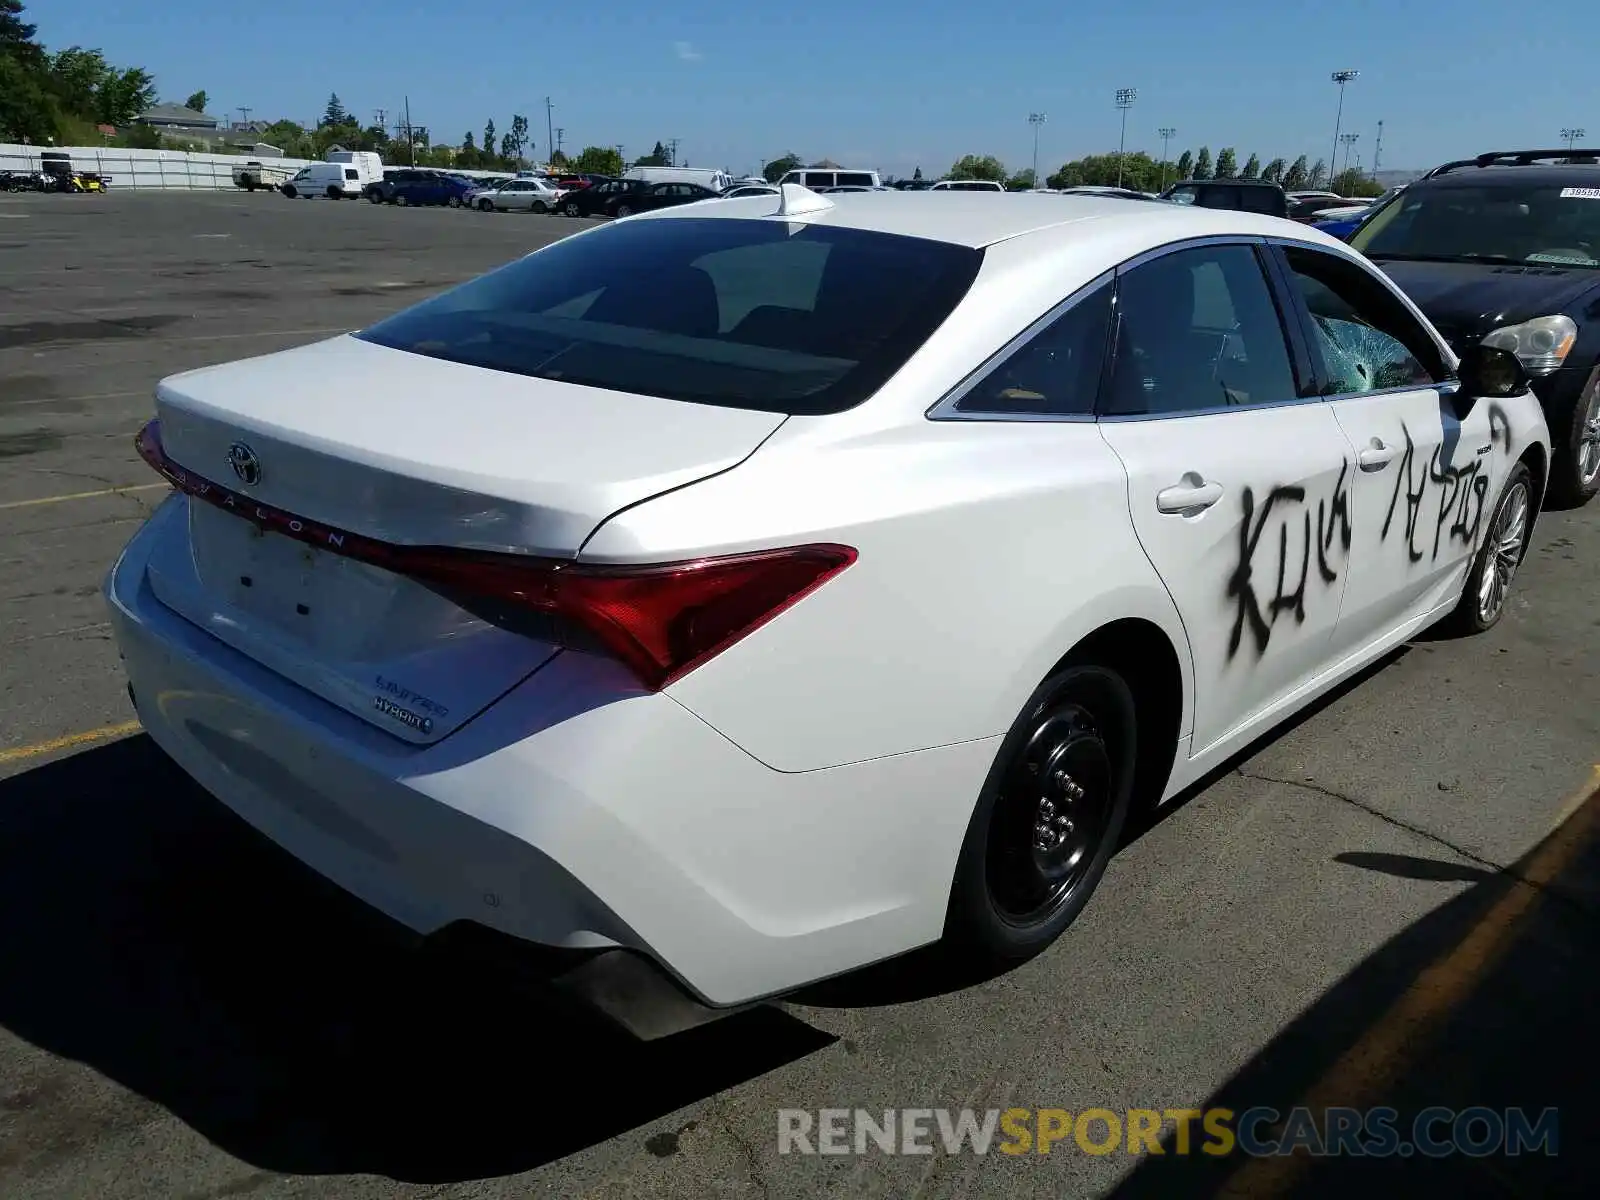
[106,186,1550,1023]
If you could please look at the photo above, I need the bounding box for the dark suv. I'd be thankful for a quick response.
[365,169,475,207]
[1158,178,1289,218]
[1350,148,1600,506]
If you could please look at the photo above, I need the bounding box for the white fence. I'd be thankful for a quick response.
[0,144,316,190]
[2,144,540,191]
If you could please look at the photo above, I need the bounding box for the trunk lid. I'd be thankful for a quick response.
[142,334,785,745]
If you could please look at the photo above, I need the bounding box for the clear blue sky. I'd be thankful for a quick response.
[32,0,1596,177]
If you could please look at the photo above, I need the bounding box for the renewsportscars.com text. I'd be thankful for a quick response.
[777,1106,1559,1158]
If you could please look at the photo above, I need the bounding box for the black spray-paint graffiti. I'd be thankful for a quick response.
[1226,460,1352,659]
[1226,403,1513,661]
[1381,402,1514,563]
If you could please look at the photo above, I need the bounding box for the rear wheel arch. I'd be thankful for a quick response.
[1045,618,1184,812]
[1520,441,1549,513]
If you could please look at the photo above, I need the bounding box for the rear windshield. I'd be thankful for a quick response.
[355,216,984,415]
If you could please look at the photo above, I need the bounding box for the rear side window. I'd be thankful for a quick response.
[356,217,984,415]
[344,168,358,180]
[954,280,1112,416]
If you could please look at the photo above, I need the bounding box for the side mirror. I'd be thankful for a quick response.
[1452,344,1532,415]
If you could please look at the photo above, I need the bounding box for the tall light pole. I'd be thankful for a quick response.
[544,97,554,168]
[1114,88,1137,188]
[1028,112,1046,188]
[1561,127,1587,153]
[1329,69,1359,187]
[1372,119,1383,178]
[1339,132,1359,180]
[1158,127,1176,189]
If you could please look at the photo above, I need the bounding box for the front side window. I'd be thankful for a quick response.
[954,280,1113,416]
[1277,245,1444,393]
[356,218,983,415]
[1103,244,1298,416]
[1352,182,1600,268]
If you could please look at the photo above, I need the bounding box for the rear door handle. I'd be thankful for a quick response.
[1156,477,1224,514]
[1358,442,1398,471]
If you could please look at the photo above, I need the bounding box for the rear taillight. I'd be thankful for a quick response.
[135,418,855,692]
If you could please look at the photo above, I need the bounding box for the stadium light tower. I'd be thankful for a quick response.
[1340,132,1360,178]
[1561,127,1587,152]
[1329,70,1359,184]
[1158,127,1176,189]
[1114,88,1138,188]
[1028,113,1047,189]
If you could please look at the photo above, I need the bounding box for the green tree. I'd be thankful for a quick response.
[184,89,206,113]
[258,119,312,158]
[1241,153,1260,180]
[1174,149,1194,180]
[1046,151,1164,191]
[574,145,624,176]
[912,165,923,181]
[1214,147,1237,178]
[633,140,670,167]
[548,148,569,168]
[1262,157,1286,184]
[947,153,1006,181]
[1330,168,1382,197]
[320,92,348,127]
[1308,158,1327,188]
[122,122,161,148]
[0,20,57,142]
[507,113,529,161]
[46,47,154,125]
[1283,155,1309,189]
[1193,147,1212,179]
[762,152,801,182]
[1007,168,1036,190]
[483,118,496,160]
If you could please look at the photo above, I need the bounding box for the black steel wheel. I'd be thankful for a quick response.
[945,664,1136,964]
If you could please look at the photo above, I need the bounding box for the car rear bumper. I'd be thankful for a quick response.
[105,498,997,1009]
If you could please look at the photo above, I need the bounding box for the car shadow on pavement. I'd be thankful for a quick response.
[1104,775,1600,1198]
[0,735,834,1185]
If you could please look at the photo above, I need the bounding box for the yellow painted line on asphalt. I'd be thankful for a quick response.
[1219,764,1600,1197]
[0,719,142,766]
[0,482,169,511]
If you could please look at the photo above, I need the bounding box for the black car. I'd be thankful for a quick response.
[1159,178,1289,218]
[604,181,720,218]
[1349,149,1600,507]
[559,177,646,217]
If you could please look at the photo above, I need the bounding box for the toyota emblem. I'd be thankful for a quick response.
[226,442,262,486]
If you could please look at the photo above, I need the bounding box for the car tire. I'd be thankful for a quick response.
[1544,365,1600,509]
[367,189,383,204]
[565,200,581,217]
[532,200,548,214]
[449,196,461,208]
[943,663,1137,966]
[326,186,341,199]
[281,185,297,199]
[1437,461,1534,637]
[395,194,408,206]
[615,203,634,217]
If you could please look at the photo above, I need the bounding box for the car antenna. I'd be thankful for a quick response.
[775,182,834,217]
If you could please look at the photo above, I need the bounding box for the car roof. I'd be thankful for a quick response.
[634,189,1328,250]
[1411,163,1600,189]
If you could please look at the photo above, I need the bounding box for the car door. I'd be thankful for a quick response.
[1266,240,1501,657]
[1095,239,1359,754]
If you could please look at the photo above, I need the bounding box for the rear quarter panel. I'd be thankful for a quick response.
[581,418,1191,773]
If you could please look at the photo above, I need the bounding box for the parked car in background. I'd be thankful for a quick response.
[721,184,779,198]
[1060,186,1158,202]
[281,162,363,199]
[109,191,1548,1029]
[623,165,734,192]
[461,177,513,207]
[561,177,647,217]
[1288,192,1358,223]
[477,177,565,213]
[930,179,1006,191]
[365,169,474,207]
[607,180,720,217]
[1349,148,1600,507]
[777,167,883,190]
[1160,178,1289,217]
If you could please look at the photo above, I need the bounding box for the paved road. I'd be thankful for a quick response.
[1,191,1597,1199]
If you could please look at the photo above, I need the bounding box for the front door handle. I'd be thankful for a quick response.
[1156,477,1224,514]
[1359,441,1398,471]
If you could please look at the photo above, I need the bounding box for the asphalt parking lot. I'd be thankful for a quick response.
[2,189,1598,1199]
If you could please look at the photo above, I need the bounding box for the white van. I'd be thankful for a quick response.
[281,162,364,199]
[929,179,1006,191]
[779,167,882,190]
[325,150,384,190]
[623,165,734,192]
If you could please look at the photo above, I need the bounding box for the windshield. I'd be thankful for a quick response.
[355,216,984,415]
[1351,181,1600,268]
